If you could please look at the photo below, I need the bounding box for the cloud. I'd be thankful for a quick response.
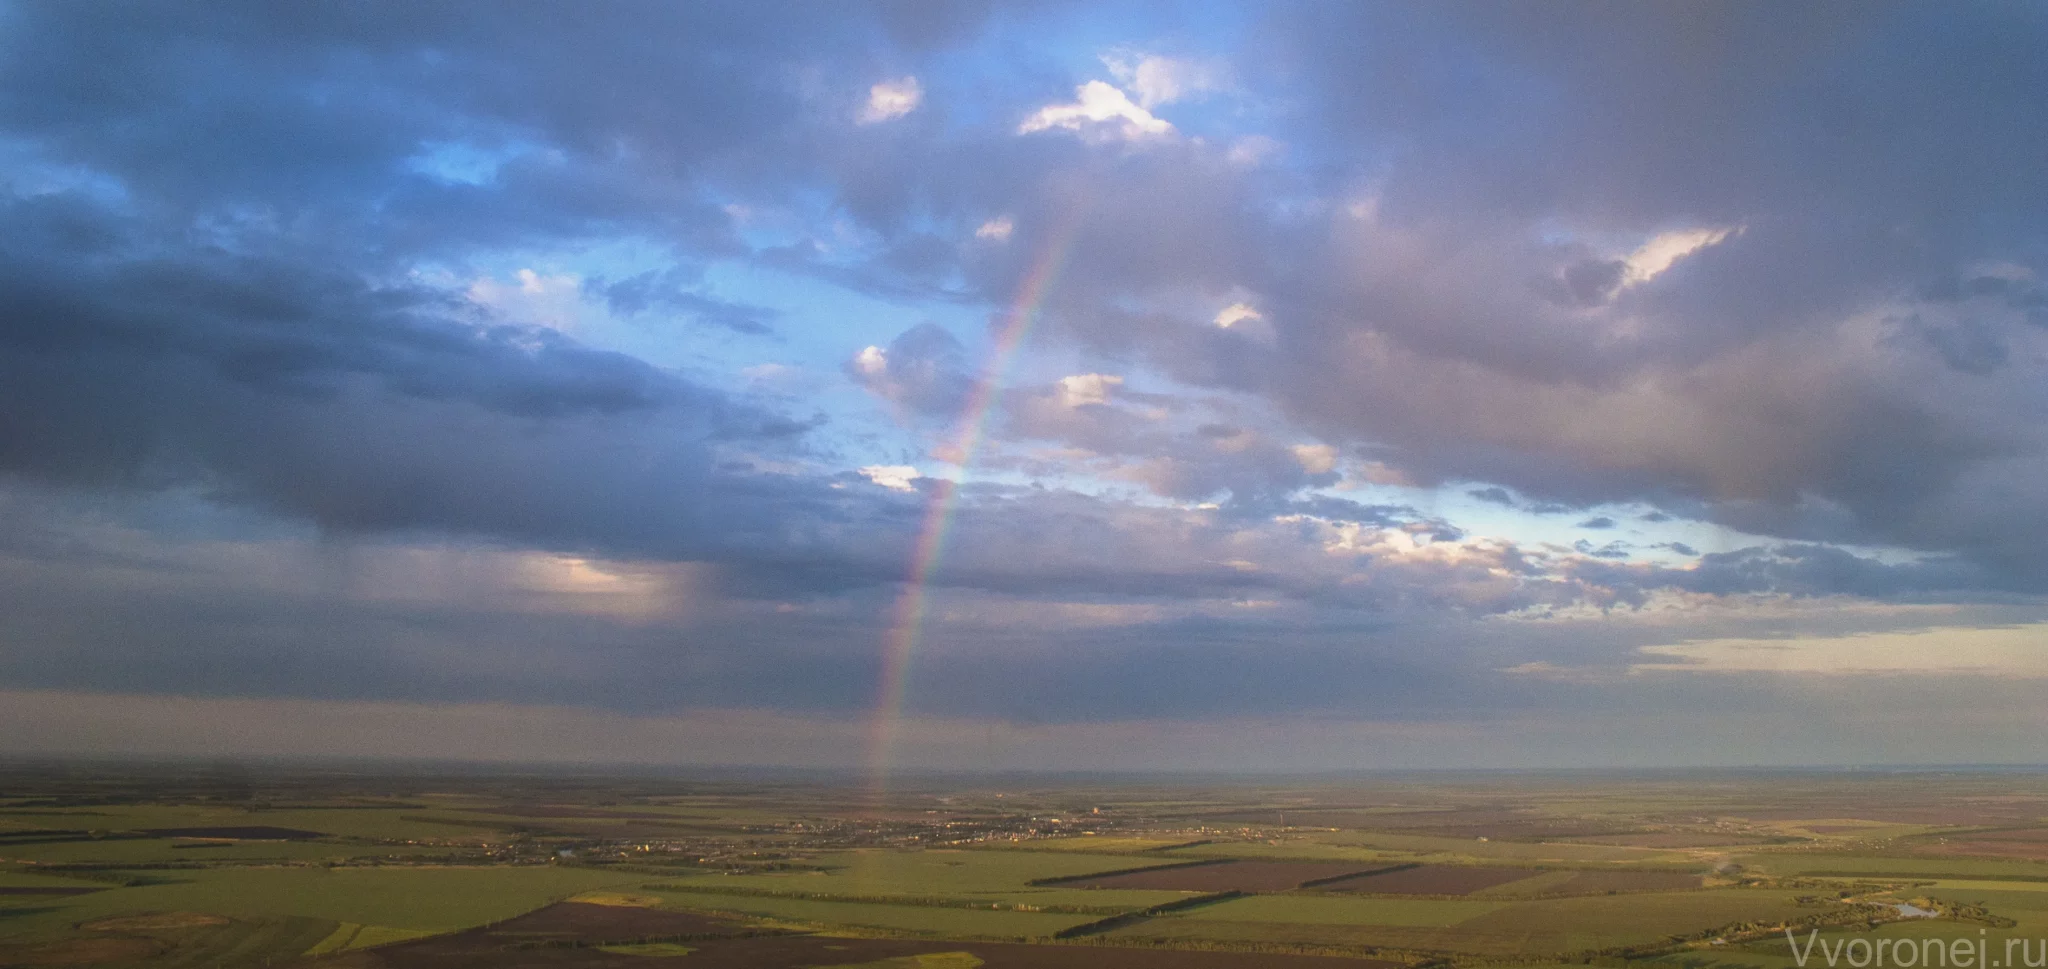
[974,216,1013,241]
[1567,543,2000,604]
[1226,134,1283,167]
[844,322,973,416]
[851,345,889,377]
[1915,315,2010,376]
[1102,52,1226,109]
[1213,302,1263,328]
[1212,301,1275,342]
[467,268,585,331]
[859,75,923,123]
[1290,443,1338,475]
[857,465,921,491]
[1018,80,1173,140]
[1469,487,1516,506]
[1055,372,1122,407]
[584,270,777,334]
[2,1,2047,764]
[1497,661,1616,684]
[1573,538,1630,560]
[1633,623,2048,678]
[1621,226,1740,286]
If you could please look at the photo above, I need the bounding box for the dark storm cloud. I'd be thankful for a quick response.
[0,196,684,424]
[0,481,1868,727]
[1568,543,2005,606]
[0,483,1610,721]
[1555,258,1629,308]
[0,189,869,570]
[0,0,967,602]
[1913,315,2009,376]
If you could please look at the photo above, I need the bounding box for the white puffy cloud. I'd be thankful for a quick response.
[858,76,922,124]
[1213,302,1263,328]
[1212,301,1275,342]
[975,216,1014,241]
[1019,80,1172,140]
[857,465,920,491]
[851,344,888,376]
[1622,226,1741,285]
[1056,372,1122,407]
[1102,52,1225,108]
[1290,443,1338,475]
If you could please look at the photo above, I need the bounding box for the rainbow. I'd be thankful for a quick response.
[866,212,1085,794]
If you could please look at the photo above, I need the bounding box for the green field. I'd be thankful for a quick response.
[0,837,451,866]
[642,890,1097,938]
[1130,887,1816,956]
[0,804,513,844]
[0,868,108,889]
[1182,893,1508,926]
[1161,839,1416,864]
[1304,830,1693,865]
[643,849,1195,915]
[647,881,1184,913]
[0,865,643,941]
[654,848,1154,897]
[1736,852,2048,879]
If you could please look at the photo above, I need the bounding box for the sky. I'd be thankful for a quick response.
[2,0,2047,771]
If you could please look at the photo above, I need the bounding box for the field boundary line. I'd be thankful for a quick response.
[639,882,1133,914]
[1297,862,1421,889]
[1052,890,1246,939]
[1028,858,1232,887]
